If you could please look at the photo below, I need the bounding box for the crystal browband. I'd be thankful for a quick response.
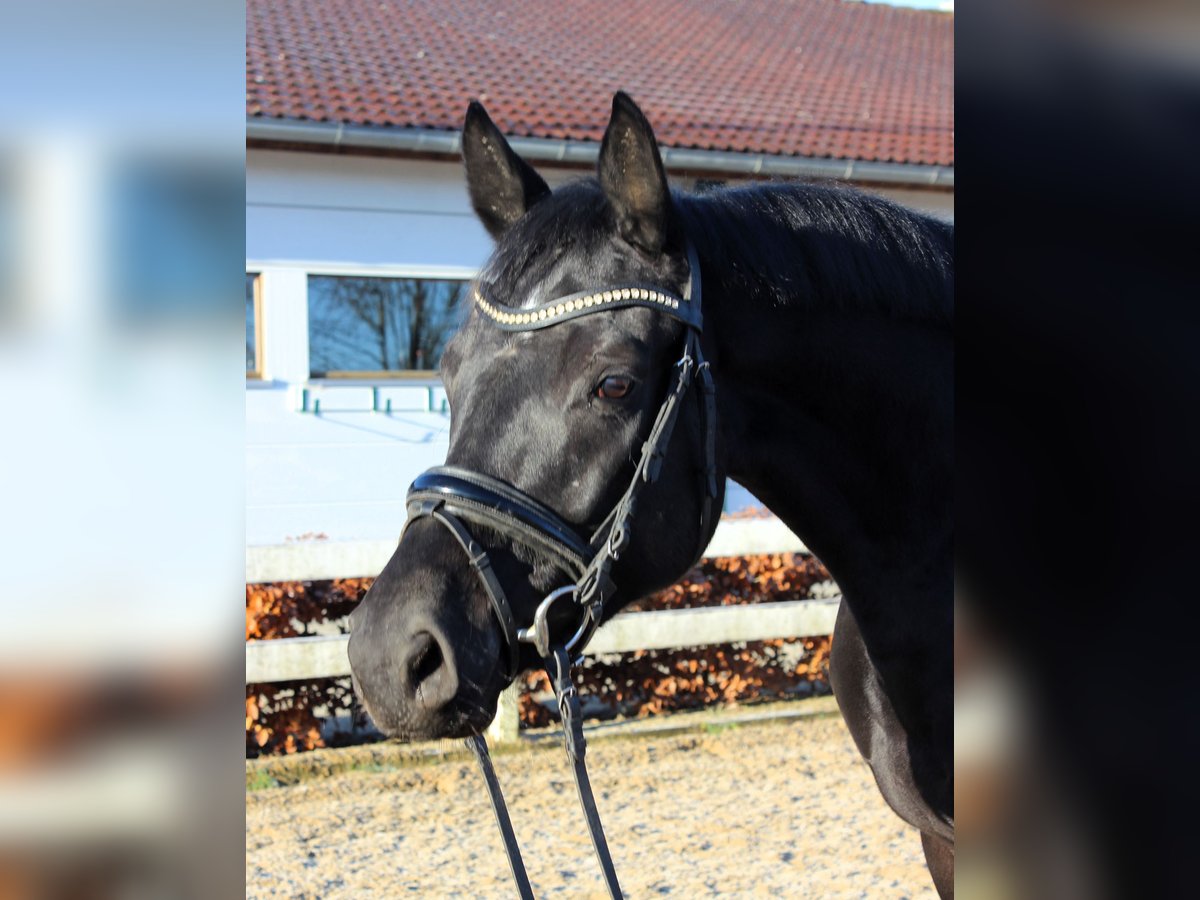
[473,282,702,331]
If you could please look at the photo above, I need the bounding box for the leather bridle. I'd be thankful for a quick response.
[400,243,718,898]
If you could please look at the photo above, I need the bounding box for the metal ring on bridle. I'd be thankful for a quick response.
[517,584,583,659]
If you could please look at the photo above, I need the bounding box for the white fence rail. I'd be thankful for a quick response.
[245,518,836,741]
[245,598,841,684]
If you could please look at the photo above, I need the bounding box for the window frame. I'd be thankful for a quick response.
[302,266,476,380]
[246,271,263,379]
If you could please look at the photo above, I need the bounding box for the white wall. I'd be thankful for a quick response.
[245,149,953,386]
[247,150,492,270]
[246,151,476,544]
[247,149,952,273]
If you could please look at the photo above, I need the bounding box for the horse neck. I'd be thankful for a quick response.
[699,235,953,641]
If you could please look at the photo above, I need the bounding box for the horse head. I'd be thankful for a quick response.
[348,93,724,740]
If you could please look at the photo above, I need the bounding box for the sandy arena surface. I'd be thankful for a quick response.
[247,707,935,898]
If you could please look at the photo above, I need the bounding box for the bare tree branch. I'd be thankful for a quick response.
[308,276,466,374]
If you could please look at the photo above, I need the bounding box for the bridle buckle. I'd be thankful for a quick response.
[607,525,627,558]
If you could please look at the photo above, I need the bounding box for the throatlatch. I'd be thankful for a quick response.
[403,243,717,899]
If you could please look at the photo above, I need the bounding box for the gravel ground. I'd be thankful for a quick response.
[246,705,935,898]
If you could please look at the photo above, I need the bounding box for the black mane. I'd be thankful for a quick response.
[481,179,953,326]
[677,182,954,325]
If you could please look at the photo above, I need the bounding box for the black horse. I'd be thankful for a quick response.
[348,93,953,896]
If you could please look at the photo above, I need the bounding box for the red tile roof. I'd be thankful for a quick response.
[247,0,952,167]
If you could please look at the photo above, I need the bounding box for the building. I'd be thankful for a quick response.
[245,0,953,547]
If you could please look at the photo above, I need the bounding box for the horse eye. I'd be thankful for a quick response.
[595,375,635,400]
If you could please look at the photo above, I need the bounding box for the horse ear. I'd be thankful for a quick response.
[462,100,550,239]
[598,92,671,255]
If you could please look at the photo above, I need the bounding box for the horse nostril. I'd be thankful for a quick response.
[409,633,443,685]
[403,631,457,710]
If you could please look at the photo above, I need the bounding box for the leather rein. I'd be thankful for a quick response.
[401,243,718,898]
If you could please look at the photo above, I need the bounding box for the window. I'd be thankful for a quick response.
[112,159,244,321]
[246,272,261,376]
[307,275,468,377]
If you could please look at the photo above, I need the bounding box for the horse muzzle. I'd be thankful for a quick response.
[347,598,500,740]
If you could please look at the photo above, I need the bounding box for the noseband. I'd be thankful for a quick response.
[400,243,718,898]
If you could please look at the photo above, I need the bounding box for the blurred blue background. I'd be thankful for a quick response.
[0,2,244,896]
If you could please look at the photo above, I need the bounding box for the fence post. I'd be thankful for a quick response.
[486,681,522,744]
